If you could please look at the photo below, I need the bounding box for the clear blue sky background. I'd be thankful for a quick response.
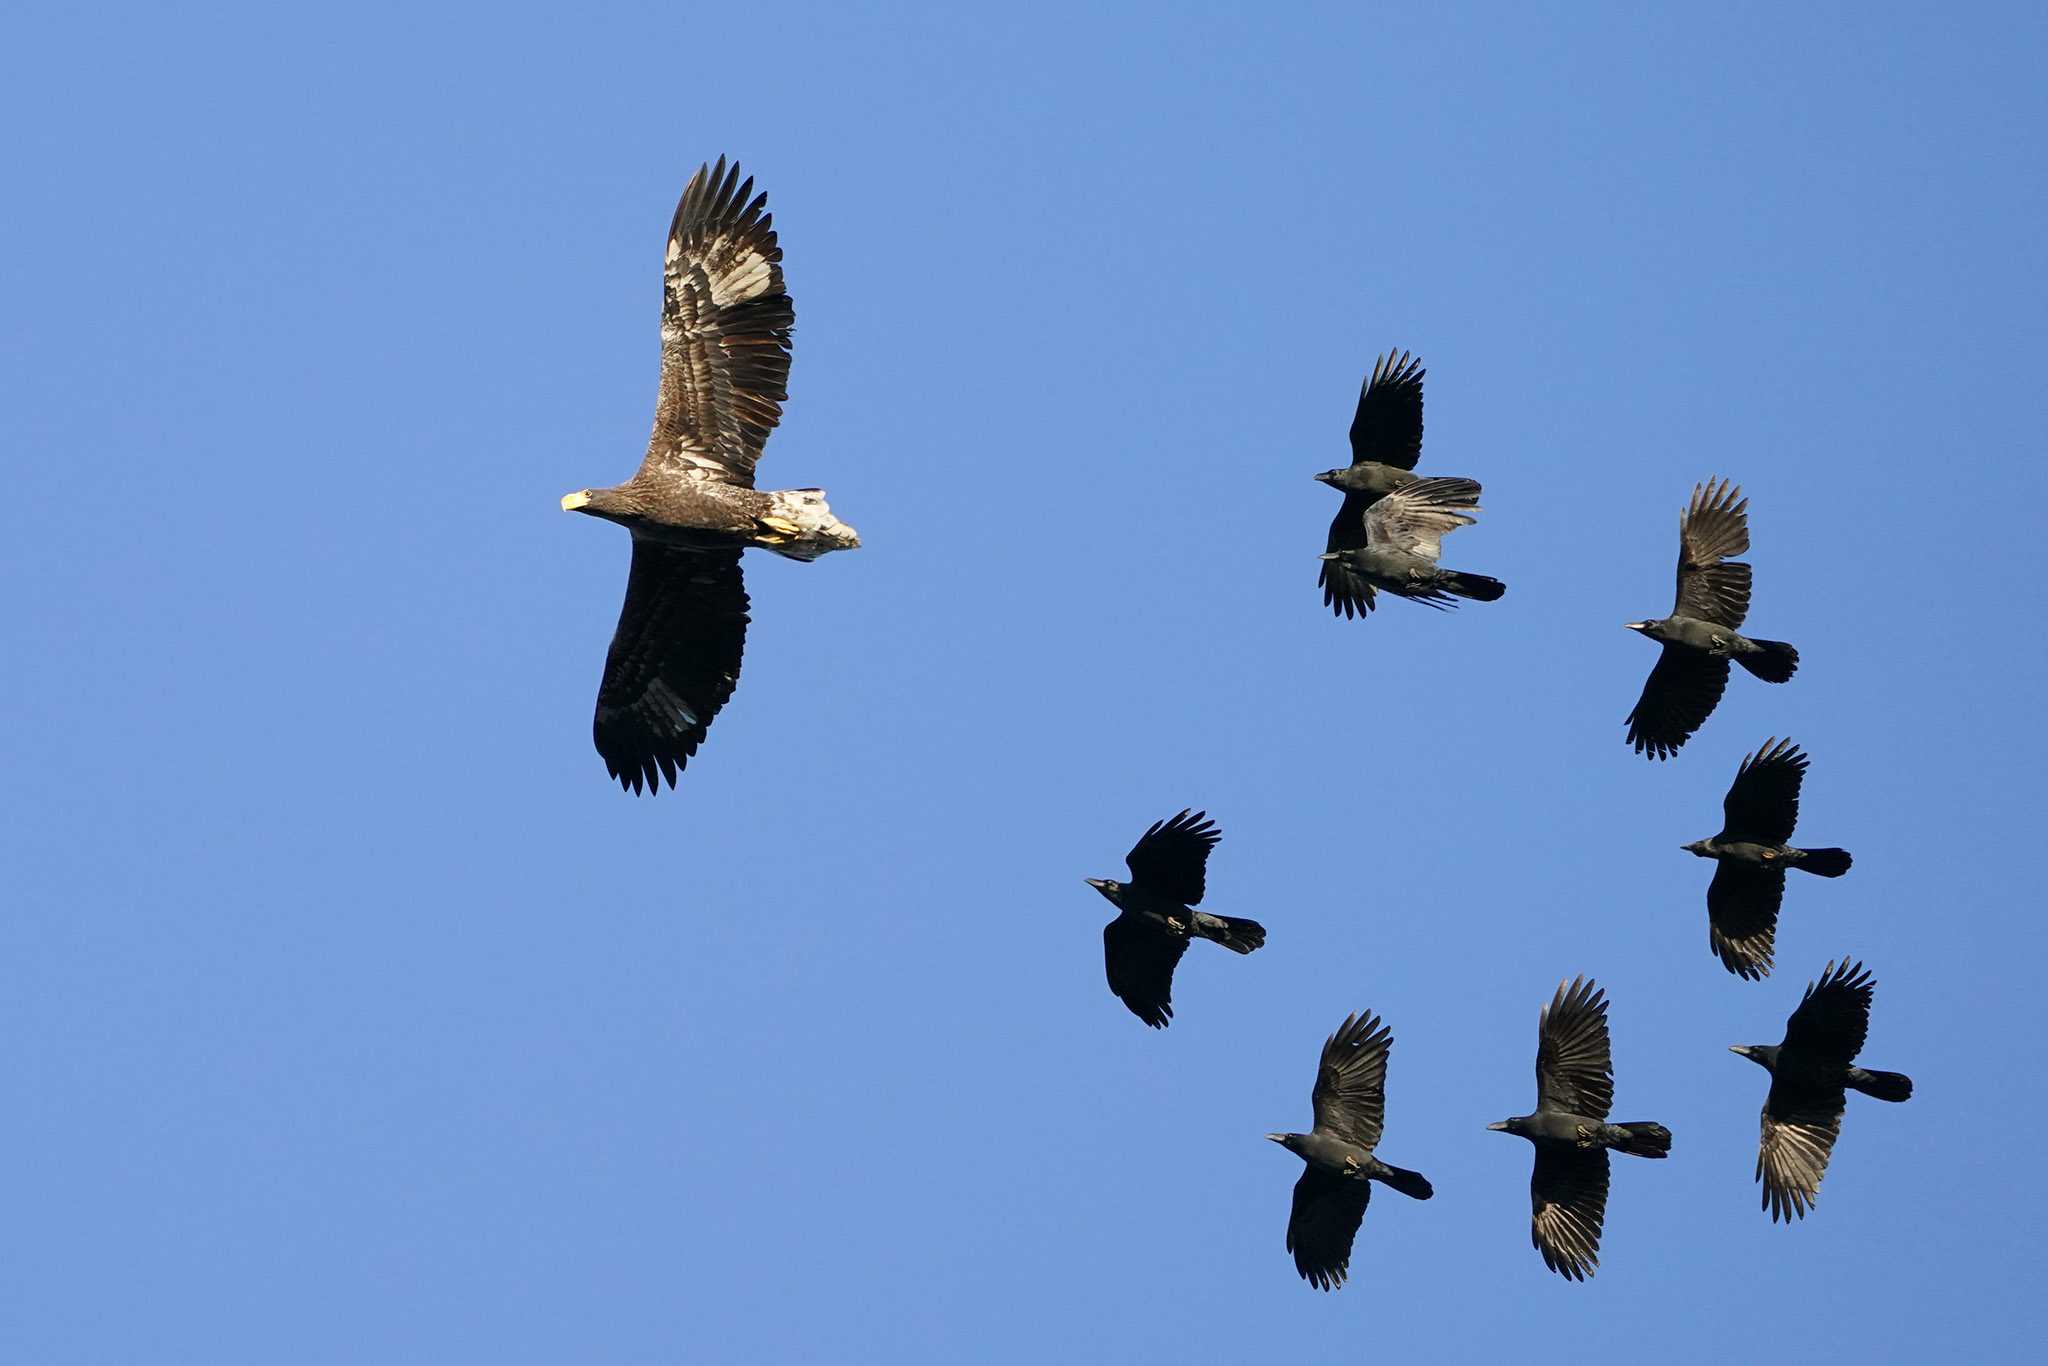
[4,3,2043,1361]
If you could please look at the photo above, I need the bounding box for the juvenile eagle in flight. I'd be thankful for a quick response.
[561,158,859,793]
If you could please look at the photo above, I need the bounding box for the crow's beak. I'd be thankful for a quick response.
[1264,1133,1287,1144]
[1317,552,1338,562]
[1084,878,1108,890]
[1313,471,1335,485]
[1623,621,1648,632]
[1728,1046,1749,1057]
[1485,1121,1508,1132]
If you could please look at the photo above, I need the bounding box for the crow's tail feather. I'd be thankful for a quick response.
[1797,847,1853,877]
[1194,912,1265,955]
[1849,1068,1913,1102]
[1612,1122,1673,1158]
[1374,1163,1434,1200]
[1443,571,1505,602]
[1737,638,1799,682]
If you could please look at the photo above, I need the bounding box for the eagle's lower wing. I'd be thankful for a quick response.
[593,543,749,793]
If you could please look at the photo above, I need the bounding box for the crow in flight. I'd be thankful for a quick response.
[1624,479,1798,759]
[1266,1010,1434,1290]
[1317,477,1505,611]
[1085,811,1265,1028]
[1731,958,1912,1222]
[1489,978,1671,1280]
[1315,351,1490,617]
[1684,737,1853,979]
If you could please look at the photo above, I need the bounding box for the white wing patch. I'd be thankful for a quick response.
[668,231,776,308]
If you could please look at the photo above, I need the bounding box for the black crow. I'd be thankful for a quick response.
[1085,811,1265,1028]
[1317,477,1505,612]
[1732,958,1912,1222]
[1624,479,1797,760]
[562,159,859,793]
[1266,1011,1433,1291]
[1685,737,1853,979]
[1315,351,1489,617]
[1488,978,1671,1280]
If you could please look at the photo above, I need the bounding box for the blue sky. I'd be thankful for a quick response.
[5,3,2044,1361]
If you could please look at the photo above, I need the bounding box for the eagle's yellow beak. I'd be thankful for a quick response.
[560,490,592,511]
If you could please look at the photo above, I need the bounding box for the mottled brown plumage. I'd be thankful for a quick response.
[562,158,859,793]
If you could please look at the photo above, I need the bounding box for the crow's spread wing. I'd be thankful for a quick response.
[1757,1086,1845,1222]
[1530,1146,1609,1280]
[1671,478,1751,626]
[1722,736,1806,844]
[1287,1166,1372,1291]
[1347,350,1425,469]
[1309,1011,1392,1152]
[1783,958,1875,1066]
[1535,977,1614,1120]
[1102,915,1189,1028]
[1361,477,1480,566]
[1124,809,1221,906]
[1626,647,1731,760]
[1320,492,1378,618]
[1707,864,1786,980]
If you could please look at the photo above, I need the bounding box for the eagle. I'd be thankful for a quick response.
[561,158,859,793]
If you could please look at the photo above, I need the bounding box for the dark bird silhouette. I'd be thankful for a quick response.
[561,158,860,793]
[1266,1010,1434,1291]
[1732,958,1912,1222]
[1315,351,1491,617]
[1489,978,1671,1280]
[1085,811,1265,1027]
[1685,738,1853,979]
[1317,477,1505,612]
[1624,479,1798,760]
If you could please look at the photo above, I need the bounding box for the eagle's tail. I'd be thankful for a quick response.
[756,488,861,561]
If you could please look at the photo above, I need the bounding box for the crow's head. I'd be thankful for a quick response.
[1624,618,1669,642]
[1084,877,1124,907]
[1681,840,1712,858]
[1729,1044,1778,1072]
[1486,1116,1528,1138]
[1265,1132,1306,1155]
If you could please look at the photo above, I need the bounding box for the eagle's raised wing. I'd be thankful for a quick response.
[642,158,794,487]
